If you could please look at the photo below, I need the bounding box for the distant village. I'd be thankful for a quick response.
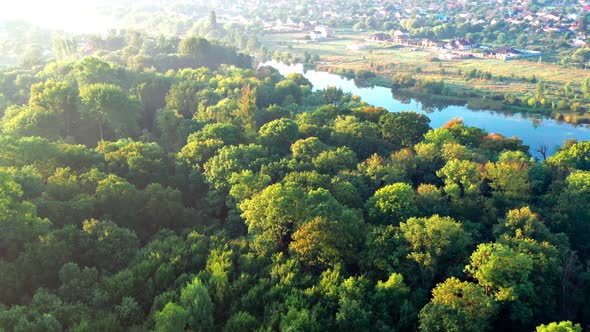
[214,0,590,51]
[365,31,543,61]
[2,0,589,68]
[251,14,544,62]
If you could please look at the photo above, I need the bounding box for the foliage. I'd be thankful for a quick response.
[419,277,498,332]
[366,182,418,225]
[536,321,583,332]
[0,34,586,332]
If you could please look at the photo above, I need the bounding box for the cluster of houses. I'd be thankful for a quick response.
[366,30,542,61]
[260,17,334,41]
[211,0,590,48]
[367,31,474,50]
[258,0,588,47]
[213,0,589,49]
[367,30,444,48]
[262,17,315,33]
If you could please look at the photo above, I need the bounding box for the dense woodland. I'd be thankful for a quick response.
[0,34,589,332]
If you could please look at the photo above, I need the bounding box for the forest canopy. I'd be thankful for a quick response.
[0,33,588,332]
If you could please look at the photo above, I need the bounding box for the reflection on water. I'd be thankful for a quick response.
[263,60,590,158]
[391,91,466,114]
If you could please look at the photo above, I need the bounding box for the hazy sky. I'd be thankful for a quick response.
[0,0,87,20]
[0,0,115,33]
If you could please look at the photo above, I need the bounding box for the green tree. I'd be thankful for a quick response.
[536,321,582,332]
[97,139,168,187]
[379,112,431,148]
[465,243,533,301]
[437,159,482,198]
[582,77,590,98]
[194,123,244,146]
[416,184,449,216]
[400,215,472,287]
[80,83,139,141]
[165,80,203,118]
[372,273,414,331]
[312,147,358,174]
[72,57,115,85]
[552,171,590,256]
[240,184,359,255]
[465,243,536,323]
[179,139,224,169]
[291,137,329,162]
[548,141,590,171]
[516,34,528,48]
[0,105,61,139]
[29,80,79,136]
[485,158,531,211]
[79,219,139,272]
[227,170,271,206]
[0,171,51,259]
[493,207,552,241]
[290,216,365,269]
[180,278,214,331]
[366,182,418,224]
[571,48,590,67]
[257,118,299,155]
[116,297,143,327]
[155,302,189,332]
[179,36,211,59]
[204,144,268,192]
[234,84,258,138]
[154,108,200,150]
[223,312,257,332]
[52,36,77,60]
[418,277,498,332]
[336,276,372,331]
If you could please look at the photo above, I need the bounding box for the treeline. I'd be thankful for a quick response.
[391,72,447,95]
[0,47,589,332]
[386,68,590,117]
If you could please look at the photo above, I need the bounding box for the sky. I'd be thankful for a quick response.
[0,0,116,33]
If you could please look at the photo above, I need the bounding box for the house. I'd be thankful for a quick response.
[369,33,392,42]
[286,17,299,27]
[309,31,325,41]
[447,38,477,51]
[298,20,313,31]
[393,30,408,37]
[573,38,588,47]
[392,30,409,44]
[314,25,333,38]
[422,38,442,49]
[484,47,523,60]
[393,34,409,44]
[544,14,561,21]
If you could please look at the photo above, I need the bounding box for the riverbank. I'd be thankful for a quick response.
[260,29,590,126]
[264,60,590,159]
[316,63,590,126]
[316,67,590,125]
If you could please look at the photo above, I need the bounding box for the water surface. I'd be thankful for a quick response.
[264,61,590,158]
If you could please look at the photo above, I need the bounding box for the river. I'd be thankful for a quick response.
[263,60,590,158]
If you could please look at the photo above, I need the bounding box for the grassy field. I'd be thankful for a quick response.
[261,29,590,121]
